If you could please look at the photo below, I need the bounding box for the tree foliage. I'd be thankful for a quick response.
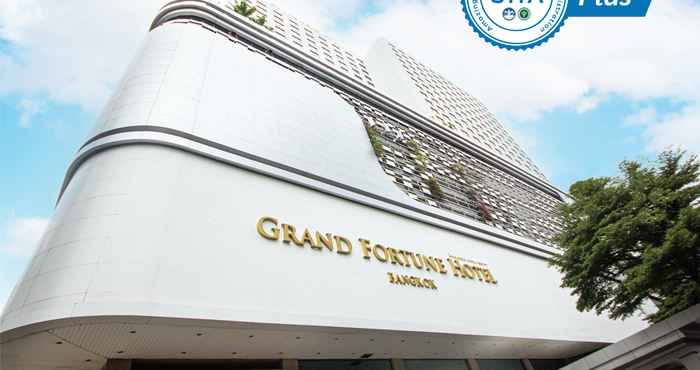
[551,150,700,323]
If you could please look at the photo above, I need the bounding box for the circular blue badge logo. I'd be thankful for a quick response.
[461,0,569,50]
[502,7,516,21]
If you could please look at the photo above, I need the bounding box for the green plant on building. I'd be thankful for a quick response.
[450,163,465,177]
[406,138,445,201]
[232,1,271,29]
[475,197,493,222]
[365,124,384,159]
[254,15,267,26]
[449,162,491,222]
[415,152,428,173]
[233,0,257,17]
[406,138,419,153]
[427,177,444,201]
[407,139,429,172]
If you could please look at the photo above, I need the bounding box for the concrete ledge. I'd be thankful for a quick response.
[561,305,700,370]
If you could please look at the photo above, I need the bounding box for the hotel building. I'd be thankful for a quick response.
[0,1,647,370]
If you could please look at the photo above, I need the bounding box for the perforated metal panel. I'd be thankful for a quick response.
[162,17,563,247]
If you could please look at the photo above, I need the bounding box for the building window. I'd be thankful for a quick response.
[476,359,524,370]
[404,359,470,370]
[528,359,568,370]
[299,360,392,370]
[131,360,283,370]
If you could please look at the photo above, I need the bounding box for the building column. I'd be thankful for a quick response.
[283,359,299,370]
[391,359,405,370]
[103,359,132,370]
[466,359,480,370]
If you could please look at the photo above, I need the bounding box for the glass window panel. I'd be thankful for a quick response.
[476,359,524,370]
[529,359,568,370]
[299,360,392,370]
[404,359,470,370]
[132,360,283,370]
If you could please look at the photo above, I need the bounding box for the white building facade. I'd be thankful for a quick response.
[0,2,646,370]
[366,40,544,180]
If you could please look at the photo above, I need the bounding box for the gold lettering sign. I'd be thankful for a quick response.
[255,216,498,290]
[388,272,438,290]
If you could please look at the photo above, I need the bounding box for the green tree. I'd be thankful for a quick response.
[233,0,257,18]
[551,150,700,323]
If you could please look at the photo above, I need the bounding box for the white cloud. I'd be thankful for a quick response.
[0,0,698,154]
[332,0,700,150]
[0,212,47,315]
[644,105,700,154]
[0,0,372,112]
[625,107,658,125]
[278,0,368,31]
[576,93,607,114]
[0,213,49,256]
[621,105,700,154]
[0,0,44,43]
[17,98,44,128]
[618,103,700,154]
[0,0,169,111]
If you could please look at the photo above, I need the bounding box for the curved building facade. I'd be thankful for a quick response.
[1,1,646,370]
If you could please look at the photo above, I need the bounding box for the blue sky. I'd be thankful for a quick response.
[512,96,688,188]
[1,0,699,310]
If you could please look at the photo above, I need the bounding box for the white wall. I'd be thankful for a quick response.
[90,23,409,204]
[365,39,432,118]
[1,144,645,343]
